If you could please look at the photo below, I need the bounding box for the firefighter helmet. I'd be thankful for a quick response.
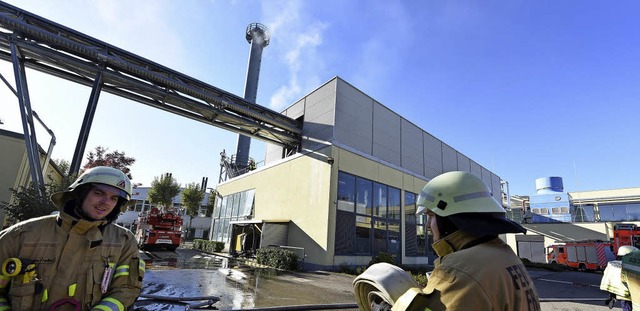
[416,171,504,216]
[618,245,639,257]
[51,166,132,208]
[416,171,526,236]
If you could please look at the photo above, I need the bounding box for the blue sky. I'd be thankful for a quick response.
[1,0,638,196]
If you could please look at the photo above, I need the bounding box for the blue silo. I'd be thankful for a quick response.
[529,177,571,222]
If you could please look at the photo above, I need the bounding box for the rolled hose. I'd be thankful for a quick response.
[352,263,421,311]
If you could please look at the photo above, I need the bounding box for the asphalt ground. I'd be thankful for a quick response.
[142,246,616,310]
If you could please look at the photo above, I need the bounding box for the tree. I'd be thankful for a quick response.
[182,182,205,218]
[53,158,77,190]
[83,146,135,179]
[0,182,58,223]
[147,173,180,211]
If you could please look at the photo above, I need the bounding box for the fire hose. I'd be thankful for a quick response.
[352,263,421,311]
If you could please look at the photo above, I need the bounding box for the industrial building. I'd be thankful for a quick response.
[211,76,506,270]
[0,128,63,226]
[504,176,640,264]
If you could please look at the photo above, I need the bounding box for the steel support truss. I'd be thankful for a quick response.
[0,1,302,181]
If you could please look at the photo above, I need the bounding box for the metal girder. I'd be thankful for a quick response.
[0,2,302,148]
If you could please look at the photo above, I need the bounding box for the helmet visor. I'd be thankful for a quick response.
[93,183,129,200]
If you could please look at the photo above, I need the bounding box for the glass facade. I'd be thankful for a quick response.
[598,203,640,221]
[404,192,428,257]
[335,171,428,261]
[211,189,255,243]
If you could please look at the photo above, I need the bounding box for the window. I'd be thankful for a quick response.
[211,189,255,243]
[334,171,402,261]
[373,183,387,218]
[357,178,372,215]
[337,172,355,212]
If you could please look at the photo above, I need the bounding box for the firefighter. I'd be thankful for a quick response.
[622,247,640,311]
[603,245,638,310]
[355,171,540,311]
[0,166,144,310]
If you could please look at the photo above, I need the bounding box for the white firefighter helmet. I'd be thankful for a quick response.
[415,171,526,236]
[618,245,639,257]
[416,171,504,216]
[51,166,132,208]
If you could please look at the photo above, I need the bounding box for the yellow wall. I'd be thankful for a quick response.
[218,145,431,267]
[0,130,63,226]
[217,147,334,265]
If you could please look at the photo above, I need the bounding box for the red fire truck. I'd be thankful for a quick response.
[612,223,640,255]
[136,207,183,251]
[546,240,615,272]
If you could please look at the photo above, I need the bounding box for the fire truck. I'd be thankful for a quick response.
[546,240,615,272]
[135,207,184,251]
[612,223,640,255]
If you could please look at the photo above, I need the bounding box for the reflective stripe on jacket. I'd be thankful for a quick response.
[0,210,144,311]
[393,231,540,311]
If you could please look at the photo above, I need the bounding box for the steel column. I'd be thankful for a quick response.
[10,39,44,193]
[69,71,103,175]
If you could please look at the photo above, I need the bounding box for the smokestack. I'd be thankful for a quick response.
[235,23,270,171]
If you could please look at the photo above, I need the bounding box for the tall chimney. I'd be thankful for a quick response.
[235,23,270,171]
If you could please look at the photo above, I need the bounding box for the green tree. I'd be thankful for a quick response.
[0,182,58,223]
[182,182,205,218]
[83,146,136,179]
[53,158,77,190]
[147,173,180,211]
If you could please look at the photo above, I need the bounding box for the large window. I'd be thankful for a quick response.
[404,192,428,257]
[335,171,401,261]
[599,203,640,221]
[211,189,255,243]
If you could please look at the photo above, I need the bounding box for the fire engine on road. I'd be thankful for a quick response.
[546,240,615,272]
[135,207,184,251]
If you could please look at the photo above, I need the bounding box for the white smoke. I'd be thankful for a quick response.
[261,0,327,111]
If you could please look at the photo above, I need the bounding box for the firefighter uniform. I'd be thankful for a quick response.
[0,210,144,311]
[354,171,541,311]
[0,166,143,311]
[622,251,640,310]
[601,261,631,302]
[392,230,540,311]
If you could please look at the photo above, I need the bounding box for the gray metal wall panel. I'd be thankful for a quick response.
[481,167,493,196]
[491,174,502,203]
[423,132,442,179]
[442,144,457,173]
[334,80,373,154]
[286,99,305,119]
[302,80,337,150]
[372,103,401,166]
[401,119,424,175]
[470,160,482,178]
[456,153,471,173]
[265,144,283,165]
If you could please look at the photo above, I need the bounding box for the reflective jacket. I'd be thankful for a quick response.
[601,261,630,300]
[0,209,144,311]
[622,251,640,310]
[393,231,540,311]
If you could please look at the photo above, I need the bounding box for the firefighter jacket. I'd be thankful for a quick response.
[0,209,144,311]
[392,230,540,311]
[601,260,631,300]
[622,251,640,310]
